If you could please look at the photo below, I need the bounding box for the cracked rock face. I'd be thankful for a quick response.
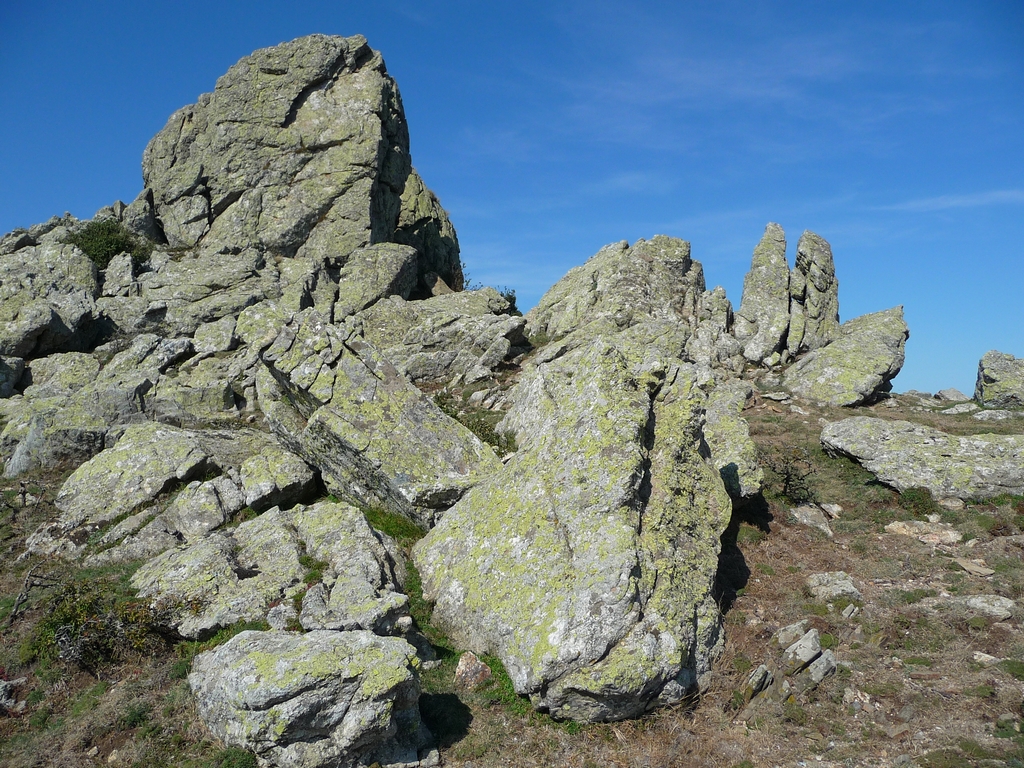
[142,33,461,295]
[787,230,839,356]
[259,309,503,525]
[413,331,731,722]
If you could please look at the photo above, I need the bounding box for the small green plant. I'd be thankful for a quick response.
[782,701,808,725]
[820,633,838,650]
[895,588,937,605]
[758,445,816,505]
[362,505,426,550]
[1002,659,1024,680]
[65,218,152,269]
[480,655,533,716]
[24,581,172,669]
[897,486,942,519]
[118,702,151,729]
[433,392,517,457]
[298,554,328,586]
[755,563,776,576]
[209,748,258,768]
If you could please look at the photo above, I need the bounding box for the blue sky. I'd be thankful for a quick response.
[1,1,1022,394]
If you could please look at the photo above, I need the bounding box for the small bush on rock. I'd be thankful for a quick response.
[66,218,152,269]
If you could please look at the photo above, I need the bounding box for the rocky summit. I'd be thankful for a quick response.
[2,32,1023,768]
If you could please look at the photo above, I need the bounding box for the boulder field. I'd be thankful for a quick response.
[1,32,1021,768]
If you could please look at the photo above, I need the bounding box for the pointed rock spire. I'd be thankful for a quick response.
[735,222,790,364]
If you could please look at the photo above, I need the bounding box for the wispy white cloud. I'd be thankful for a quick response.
[877,189,1024,212]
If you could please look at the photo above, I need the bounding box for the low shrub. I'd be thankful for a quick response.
[65,218,152,270]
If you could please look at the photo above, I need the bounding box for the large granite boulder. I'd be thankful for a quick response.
[821,417,1024,500]
[734,223,790,364]
[189,630,434,768]
[142,33,460,296]
[526,236,705,340]
[258,310,503,525]
[782,307,908,406]
[356,287,526,383]
[787,231,839,356]
[131,501,408,638]
[976,351,1024,409]
[414,332,731,722]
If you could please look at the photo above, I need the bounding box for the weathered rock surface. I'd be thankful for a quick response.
[704,379,762,500]
[821,417,1024,500]
[685,287,744,374]
[806,571,861,602]
[142,33,460,308]
[414,332,731,722]
[782,307,908,406]
[0,241,99,357]
[787,231,839,356]
[132,501,408,638]
[259,309,502,525]
[189,629,433,768]
[357,288,526,383]
[734,223,790,364]
[526,236,704,340]
[976,351,1024,409]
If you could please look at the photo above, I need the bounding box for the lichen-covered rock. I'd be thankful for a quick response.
[55,422,214,529]
[0,242,99,357]
[685,287,744,374]
[526,236,705,340]
[240,446,316,511]
[189,629,433,768]
[734,223,790,364]
[333,243,419,320]
[787,231,839,355]
[132,501,408,639]
[703,379,762,500]
[356,288,525,383]
[821,417,1024,500]
[142,33,460,295]
[259,310,502,524]
[976,350,1024,409]
[193,316,237,354]
[782,307,908,406]
[414,334,731,722]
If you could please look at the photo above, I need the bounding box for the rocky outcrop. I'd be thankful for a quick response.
[357,287,526,384]
[526,236,704,340]
[131,501,408,638]
[259,309,503,525]
[0,240,100,357]
[734,223,790,364]
[821,417,1024,499]
[685,287,744,374]
[26,422,313,560]
[787,231,839,356]
[142,34,460,298]
[414,332,731,722]
[189,630,434,768]
[782,307,908,406]
[976,351,1024,409]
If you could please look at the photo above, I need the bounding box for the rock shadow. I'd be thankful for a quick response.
[419,691,473,748]
[714,493,773,613]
